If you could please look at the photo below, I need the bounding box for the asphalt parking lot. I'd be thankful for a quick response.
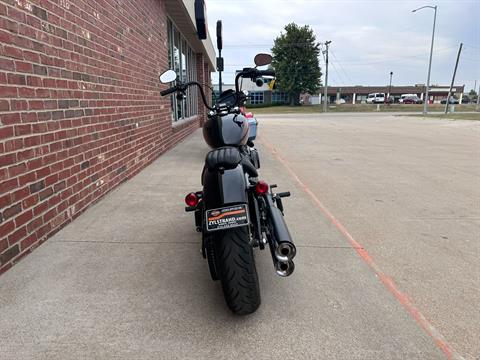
[0,113,478,359]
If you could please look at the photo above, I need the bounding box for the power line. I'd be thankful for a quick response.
[319,43,345,85]
[329,46,456,65]
[320,43,339,85]
[220,45,457,66]
[222,42,324,49]
[329,57,347,85]
[463,43,480,50]
[461,46,480,61]
[330,49,354,84]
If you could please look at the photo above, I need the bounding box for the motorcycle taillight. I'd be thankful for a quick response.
[185,193,199,207]
[255,181,269,195]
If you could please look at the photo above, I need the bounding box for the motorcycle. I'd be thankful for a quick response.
[159,54,296,315]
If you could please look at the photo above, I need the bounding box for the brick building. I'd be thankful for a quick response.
[0,0,215,274]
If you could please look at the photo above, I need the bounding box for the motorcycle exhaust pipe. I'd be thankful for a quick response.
[276,242,296,262]
[266,224,295,277]
[265,194,296,261]
[275,259,295,277]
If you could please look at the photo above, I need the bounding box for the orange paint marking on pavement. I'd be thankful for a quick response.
[259,134,463,360]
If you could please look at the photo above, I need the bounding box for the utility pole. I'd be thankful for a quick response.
[323,40,331,112]
[386,71,393,104]
[412,5,437,114]
[473,79,478,110]
[444,43,463,114]
[477,82,480,112]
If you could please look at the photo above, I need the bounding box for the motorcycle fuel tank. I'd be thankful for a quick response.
[203,113,249,148]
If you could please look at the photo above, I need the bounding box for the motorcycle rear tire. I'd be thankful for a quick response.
[214,226,261,315]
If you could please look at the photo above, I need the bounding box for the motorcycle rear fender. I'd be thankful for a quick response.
[202,165,248,210]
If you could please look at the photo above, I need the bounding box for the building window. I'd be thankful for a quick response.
[249,91,264,105]
[167,19,198,122]
[272,91,287,104]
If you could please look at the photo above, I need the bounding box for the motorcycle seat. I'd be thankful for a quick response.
[205,147,258,177]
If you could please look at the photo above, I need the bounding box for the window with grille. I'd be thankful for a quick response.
[167,19,198,122]
[248,92,264,105]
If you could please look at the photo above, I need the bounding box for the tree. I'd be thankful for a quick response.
[468,89,478,101]
[271,23,322,105]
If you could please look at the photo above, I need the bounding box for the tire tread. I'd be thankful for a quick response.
[215,226,261,315]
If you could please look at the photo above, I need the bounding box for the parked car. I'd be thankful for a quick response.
[399,94,417,103]
[402,96,423,104]
[392,95,402,103]
[366,93,385,104]
[461,96,470,104]
[440,97,459,104]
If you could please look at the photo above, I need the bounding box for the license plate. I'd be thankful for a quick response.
[206,204,249,232]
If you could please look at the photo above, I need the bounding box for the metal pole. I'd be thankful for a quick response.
[476,82,480,111]
[444,43,463,114]
[424,6,437,114]
[413,5,437,114]
[387,71,393,104]
[323,41,331,112]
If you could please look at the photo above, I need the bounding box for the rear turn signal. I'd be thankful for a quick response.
[255,181,269,195]
[185,192,199,207]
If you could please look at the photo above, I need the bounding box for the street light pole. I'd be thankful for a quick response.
[388,71,393,104]
[412,5,437,114]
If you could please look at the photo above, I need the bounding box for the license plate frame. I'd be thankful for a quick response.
[205,204,249,232]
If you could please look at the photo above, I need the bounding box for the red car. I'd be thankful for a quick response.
[402,96,423,104]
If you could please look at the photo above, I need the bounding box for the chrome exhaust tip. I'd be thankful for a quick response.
[275,260,295,277]
[275,242,296,261]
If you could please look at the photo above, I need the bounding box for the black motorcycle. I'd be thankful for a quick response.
[159,54,296,315]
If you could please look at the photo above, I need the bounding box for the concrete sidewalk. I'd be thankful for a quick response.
[0,129,445,359]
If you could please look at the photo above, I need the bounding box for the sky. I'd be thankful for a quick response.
[205,0,480,93]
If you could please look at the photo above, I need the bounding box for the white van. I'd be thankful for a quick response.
[399,94,416,103]
[366,93,385,104]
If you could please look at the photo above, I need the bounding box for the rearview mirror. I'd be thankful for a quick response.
[159,70,177,84]
[254,53,272,67]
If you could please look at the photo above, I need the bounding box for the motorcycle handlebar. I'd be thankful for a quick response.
[160,86,178,96]
[159,67,276,113]
[258,69,275,77]
[235,68,275,93]
[159,82,214,111]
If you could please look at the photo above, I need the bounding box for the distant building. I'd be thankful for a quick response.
[303,85,466,104]
[214,82,466,106]
[213,78,288,106]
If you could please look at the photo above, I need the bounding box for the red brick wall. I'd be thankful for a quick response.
[0,0,208,274]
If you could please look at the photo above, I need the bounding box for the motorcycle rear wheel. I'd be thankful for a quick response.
[214,226,261,315]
